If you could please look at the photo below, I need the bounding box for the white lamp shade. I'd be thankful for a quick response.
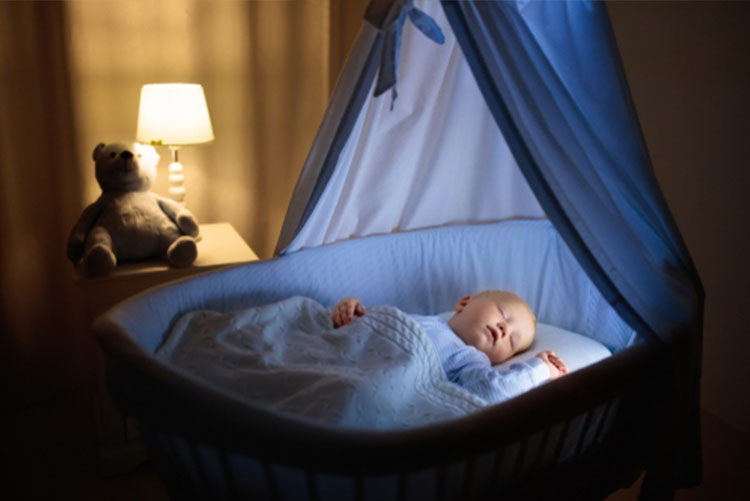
[136,83,214,146]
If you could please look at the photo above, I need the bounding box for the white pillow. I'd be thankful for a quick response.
[437,312,611,373]
[494,322,611,372]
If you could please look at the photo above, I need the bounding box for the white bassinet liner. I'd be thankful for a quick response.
[110,220,633,359]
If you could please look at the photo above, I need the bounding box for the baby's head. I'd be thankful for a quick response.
[447,290,536,365]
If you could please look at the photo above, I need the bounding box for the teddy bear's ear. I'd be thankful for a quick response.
[92,143,106,161]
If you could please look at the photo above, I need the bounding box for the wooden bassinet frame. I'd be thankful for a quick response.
[97,309,674,500]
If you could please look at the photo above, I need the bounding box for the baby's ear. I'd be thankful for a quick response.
[454,295,472,312]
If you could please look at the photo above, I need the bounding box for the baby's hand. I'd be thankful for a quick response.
[536,350,568,380]
[332,297,365,328]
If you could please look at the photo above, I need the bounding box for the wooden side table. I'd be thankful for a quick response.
[74,222,258,476]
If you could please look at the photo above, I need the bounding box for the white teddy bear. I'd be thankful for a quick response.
[67,142,200,276]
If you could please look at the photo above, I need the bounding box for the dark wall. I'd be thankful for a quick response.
[608,0,750,435]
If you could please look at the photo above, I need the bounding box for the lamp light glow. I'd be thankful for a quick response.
[136,83,214,203]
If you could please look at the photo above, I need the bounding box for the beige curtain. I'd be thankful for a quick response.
[1,0,367,407]
[0,2,90,405]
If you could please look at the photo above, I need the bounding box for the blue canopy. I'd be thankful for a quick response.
[277,0,703,489]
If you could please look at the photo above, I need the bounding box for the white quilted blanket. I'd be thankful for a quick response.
[156,296,485,429]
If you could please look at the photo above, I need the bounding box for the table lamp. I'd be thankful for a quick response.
[136,83,214,204]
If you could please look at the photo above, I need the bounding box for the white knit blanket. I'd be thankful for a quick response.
[156,296,485,429]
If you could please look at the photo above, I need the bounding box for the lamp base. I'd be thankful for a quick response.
[168,161,186,204]
[167,146,186,204]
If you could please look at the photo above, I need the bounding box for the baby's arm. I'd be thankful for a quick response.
[448,348,550,404]
[332,297,365,328]
[536,350,568,380]
[449,350,568,404]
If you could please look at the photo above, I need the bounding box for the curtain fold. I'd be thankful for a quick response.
[276,24,383,255]
[0,1,89,403]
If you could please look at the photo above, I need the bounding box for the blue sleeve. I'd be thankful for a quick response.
[446,347,550,404]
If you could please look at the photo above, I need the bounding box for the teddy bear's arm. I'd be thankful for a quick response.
[154,195,200,238]
[67,198,105,263]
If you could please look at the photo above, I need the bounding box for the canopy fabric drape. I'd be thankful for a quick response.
[443,0,702,344]
[441,0,703,486]
[277,0,544,255]
[276,0,704,487]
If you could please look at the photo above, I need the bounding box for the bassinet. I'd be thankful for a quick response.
[94,0,703,499]
[97,221,664,500]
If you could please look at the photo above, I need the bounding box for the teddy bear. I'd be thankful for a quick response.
[67,142,200,276]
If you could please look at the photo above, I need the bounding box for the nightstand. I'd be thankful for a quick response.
[74,222,258,476]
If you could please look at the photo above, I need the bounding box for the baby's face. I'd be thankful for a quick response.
[448,291,535,365]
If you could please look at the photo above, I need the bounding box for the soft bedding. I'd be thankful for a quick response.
[157,296,612,430]
[497,322,612,372]
[156,296,486,429]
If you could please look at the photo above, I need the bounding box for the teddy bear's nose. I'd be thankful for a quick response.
[120,151,133,160]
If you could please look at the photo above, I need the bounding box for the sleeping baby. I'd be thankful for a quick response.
[332,290,568,404]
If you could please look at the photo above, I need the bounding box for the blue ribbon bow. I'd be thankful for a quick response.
[365,0,445,109]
